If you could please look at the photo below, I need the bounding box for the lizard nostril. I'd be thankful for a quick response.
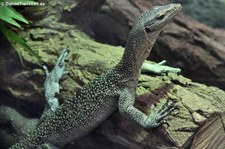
[145,28,151,33]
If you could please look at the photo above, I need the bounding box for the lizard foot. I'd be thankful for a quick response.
[145,100,176,128]
[141,60,181,74]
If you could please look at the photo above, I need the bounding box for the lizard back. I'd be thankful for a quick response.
[12,67,128,148]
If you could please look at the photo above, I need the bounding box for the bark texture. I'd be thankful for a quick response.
[0,0,225,149]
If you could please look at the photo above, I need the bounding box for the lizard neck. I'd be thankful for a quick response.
[116,28,160,79]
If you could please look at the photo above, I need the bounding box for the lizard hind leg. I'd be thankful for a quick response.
[141,60,181,74]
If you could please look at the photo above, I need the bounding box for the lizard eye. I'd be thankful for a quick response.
[156,14,165,20]
[145,27,151,33]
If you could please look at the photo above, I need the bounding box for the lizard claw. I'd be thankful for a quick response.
[159,120,170,128]
[43,65,49,76]
[145,100,176,128]
[157,60,167,65]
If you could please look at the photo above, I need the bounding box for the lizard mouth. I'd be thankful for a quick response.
[156,4,181,30]
[166,4,182,21]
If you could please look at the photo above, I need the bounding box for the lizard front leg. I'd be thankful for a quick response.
[141,60,181,74]
[40,49,69,122]
[118,89,175,128]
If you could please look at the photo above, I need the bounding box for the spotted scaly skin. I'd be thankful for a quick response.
[11,68,126,148]
[10,3,182,148]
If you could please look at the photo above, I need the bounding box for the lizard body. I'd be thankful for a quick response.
[11,3,182,148]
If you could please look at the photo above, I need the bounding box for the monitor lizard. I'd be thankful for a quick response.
[10,3,182,149]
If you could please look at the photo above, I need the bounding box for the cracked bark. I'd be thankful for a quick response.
[0,0,225,148]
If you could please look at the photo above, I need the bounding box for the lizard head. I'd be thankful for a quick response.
[141,3,182,36]
[123,4,182,69]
